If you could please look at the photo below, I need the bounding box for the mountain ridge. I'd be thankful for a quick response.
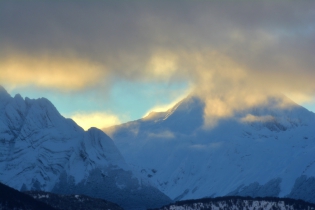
[2,85,314,206]
[0,86,171,210]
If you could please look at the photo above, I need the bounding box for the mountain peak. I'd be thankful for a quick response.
[0,84,6,91]
[110,93,315,203]
[0,89,172,209]
[0,85,10,97]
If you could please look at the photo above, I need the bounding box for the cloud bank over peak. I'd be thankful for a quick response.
[1,1,314,121]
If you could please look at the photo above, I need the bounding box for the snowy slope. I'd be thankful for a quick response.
[106,94,315,203]
[0,86,171,210]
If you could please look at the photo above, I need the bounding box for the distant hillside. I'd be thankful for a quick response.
[153,196,315,210]
[25,191,123,210]
[0,182,56,210]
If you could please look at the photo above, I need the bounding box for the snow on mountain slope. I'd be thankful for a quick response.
[106,94,315,203]
[0,86,171,210]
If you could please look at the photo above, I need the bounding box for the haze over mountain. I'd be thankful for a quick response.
[106,94,315,203]
[0,86,171,210]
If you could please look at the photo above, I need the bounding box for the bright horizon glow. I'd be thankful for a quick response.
[69,112,121,131]
[7,81,191,129]
[5,85,315,130]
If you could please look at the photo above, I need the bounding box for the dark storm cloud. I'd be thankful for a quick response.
[1,1,311,56]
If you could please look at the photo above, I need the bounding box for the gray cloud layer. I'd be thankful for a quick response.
[1,1,314,101]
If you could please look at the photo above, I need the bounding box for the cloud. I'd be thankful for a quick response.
[104,121,140,139]
[69,112,121,131]
[285,92,315,104]
[190,142,222,150]
[240,114,274,123]
[0,54,105,91]
[147,130,175,139]
[147,51,178,80]
[1,1,315,121]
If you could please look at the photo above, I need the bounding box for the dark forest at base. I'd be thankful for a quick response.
[153,196,315,210]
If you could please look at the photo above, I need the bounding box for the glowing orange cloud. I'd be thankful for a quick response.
[0,54,105,91]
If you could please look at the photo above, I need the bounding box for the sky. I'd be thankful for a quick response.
[1,1,315,130]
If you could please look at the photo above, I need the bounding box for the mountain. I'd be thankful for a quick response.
[0,181,56,210]
[106,94,315,203]
[0,86,171,210]
[25,191,124,210]
[153,196,315,210]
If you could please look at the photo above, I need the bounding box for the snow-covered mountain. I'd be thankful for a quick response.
[0,86,171,210]
[106,94,315,203]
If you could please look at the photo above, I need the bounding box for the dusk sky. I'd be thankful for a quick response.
[1,1,315,130]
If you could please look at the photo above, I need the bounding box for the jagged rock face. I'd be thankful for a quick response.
[107,94,315,203]
[0,86,171,210]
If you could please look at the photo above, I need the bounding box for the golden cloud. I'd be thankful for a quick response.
[147,50,178,80]
[0,54,105,91]
[159,50,315,127]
